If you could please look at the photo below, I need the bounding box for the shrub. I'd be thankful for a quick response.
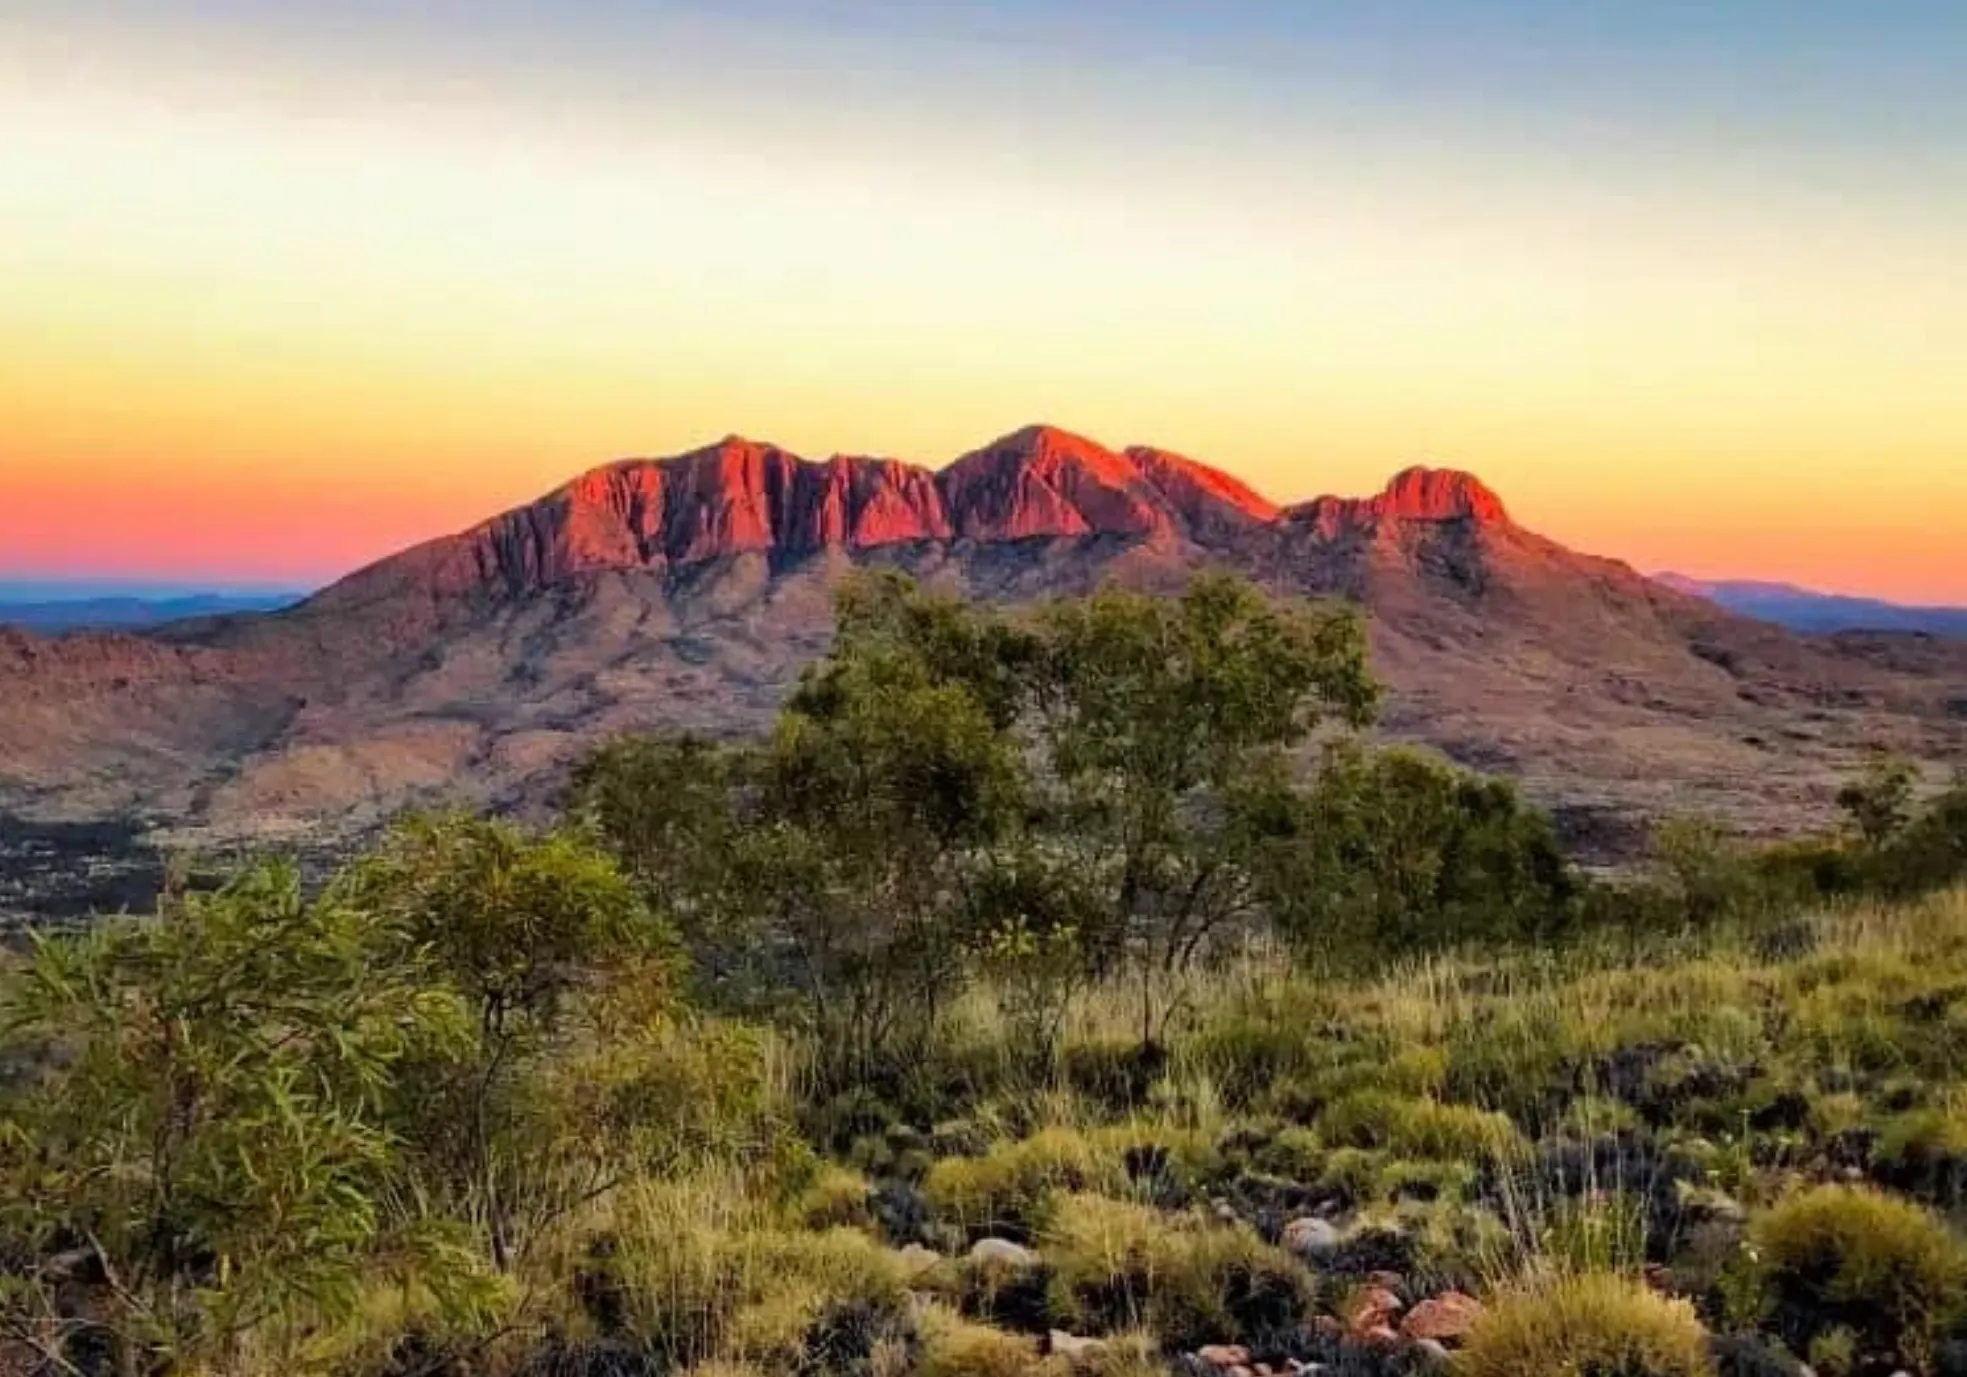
[1263,742,1581,962]
[0,863,494,1374]
[922,1129,1125,1239]
[920,1127,1215,1240]
[1319,1090,1524,1161]
[1459,1272,1716,1377]
[1872,1105,1967,1202]
[1750,1183,1967,1367]
[915,1303,1040,1377]
[581,1179,909,1370]
[794,1164,876,1231]
[1038,1192,1308,1349]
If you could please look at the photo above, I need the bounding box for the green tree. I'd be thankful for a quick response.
[575,575,1032,1094]
[1029,573,1378,1043]
[1838,754,1919,850]
[341,814,674,1270]
[1870,771,1967,898]
[1259,743,1579,962]
[0,863,489,1376]
[577,572,1378,1068]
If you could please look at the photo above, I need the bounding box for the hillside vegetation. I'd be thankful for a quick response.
[3,574,1966,1377]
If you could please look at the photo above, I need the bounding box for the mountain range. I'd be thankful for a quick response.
[0,592,301,634]
[3,424,1962,868]
[1655,574,1967,639]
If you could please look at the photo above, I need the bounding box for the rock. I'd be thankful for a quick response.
[1048,1330,1106,1363]
[1282,1215,1342,1262]
[1195,1344,1253,1369]
[1401,1291,1483,1346]
[967,1237,1038,1271]
[1344,1285,1404,1338]
[1411,1338,1453,1368]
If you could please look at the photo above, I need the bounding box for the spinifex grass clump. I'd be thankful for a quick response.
[1750,1184,1967,1370]
[1458,1273,1716,1377]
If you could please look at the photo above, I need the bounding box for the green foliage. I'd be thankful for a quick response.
[1838,755,1918,850]
[1652,814,1775,931]
[343,811,670,1043]
[1263,742,1580,961]
[573,575,1035,1093]
[1317,1090,1525,1161]
[342,813,678,1270]
[1869,776,1967,898]
[1038,1192,1309,1349]
[0,863,492,1374]
[1459,1273,1716,1377]
[1030,574,1377,1041]
[1749,1183,1967,1367]
[575,571,1381,1081]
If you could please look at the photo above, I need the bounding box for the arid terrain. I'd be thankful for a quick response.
[3,424,1962,919]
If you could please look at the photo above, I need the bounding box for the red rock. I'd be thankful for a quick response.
[1344,1285,1404,1337]
[323,425,1527,605]
[1125,445,1281,531]
[1288,466,1509,540]
[939,424,1177,541]
[1400,1292,1483,1345]
[1377,466,1508,523]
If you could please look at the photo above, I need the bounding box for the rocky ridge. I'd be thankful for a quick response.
[0,423,1960,893]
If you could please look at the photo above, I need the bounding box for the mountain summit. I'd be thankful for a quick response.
[1,424,1960,866]
[322,427,1510,607]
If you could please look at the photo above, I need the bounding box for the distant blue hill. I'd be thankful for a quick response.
[0,589,304,633]
[1657,573,1967,638]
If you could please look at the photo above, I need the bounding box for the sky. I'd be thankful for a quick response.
[2,2,1965,601]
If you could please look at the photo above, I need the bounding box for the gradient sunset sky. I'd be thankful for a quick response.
[4,2,1964,600]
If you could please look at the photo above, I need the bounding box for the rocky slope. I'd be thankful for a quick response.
[3,424,1961,863]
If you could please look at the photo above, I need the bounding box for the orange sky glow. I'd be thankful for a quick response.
[3,7,1964,602]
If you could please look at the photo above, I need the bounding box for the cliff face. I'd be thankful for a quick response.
[326,425,1508,605]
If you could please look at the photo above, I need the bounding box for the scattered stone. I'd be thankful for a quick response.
[1411,1337,1453,1368]
[1345,1285,1404,1338]
[1401,1291,1483,1346]
[1048,1330,1107,1363]
[1196,1343,1253,1369]
[1345,1282,1408,1329]
[1282,1215,1342,1262]
[967,1237,1038,1270]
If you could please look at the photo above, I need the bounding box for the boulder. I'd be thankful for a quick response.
[1282,1215,1342,1262]
[1344,1285,1404,1339]
[967,1237,1038,1271]
[1400,1291,1483,1346]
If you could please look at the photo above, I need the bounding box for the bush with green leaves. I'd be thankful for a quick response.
[1261,741,1580,961]
[1749,1184,1967,1368]
[574,571,1381,1078]
[341,812,680,1270]
[0,863,495,1375]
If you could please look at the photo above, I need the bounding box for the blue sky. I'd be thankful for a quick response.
[4,0,1965,597]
